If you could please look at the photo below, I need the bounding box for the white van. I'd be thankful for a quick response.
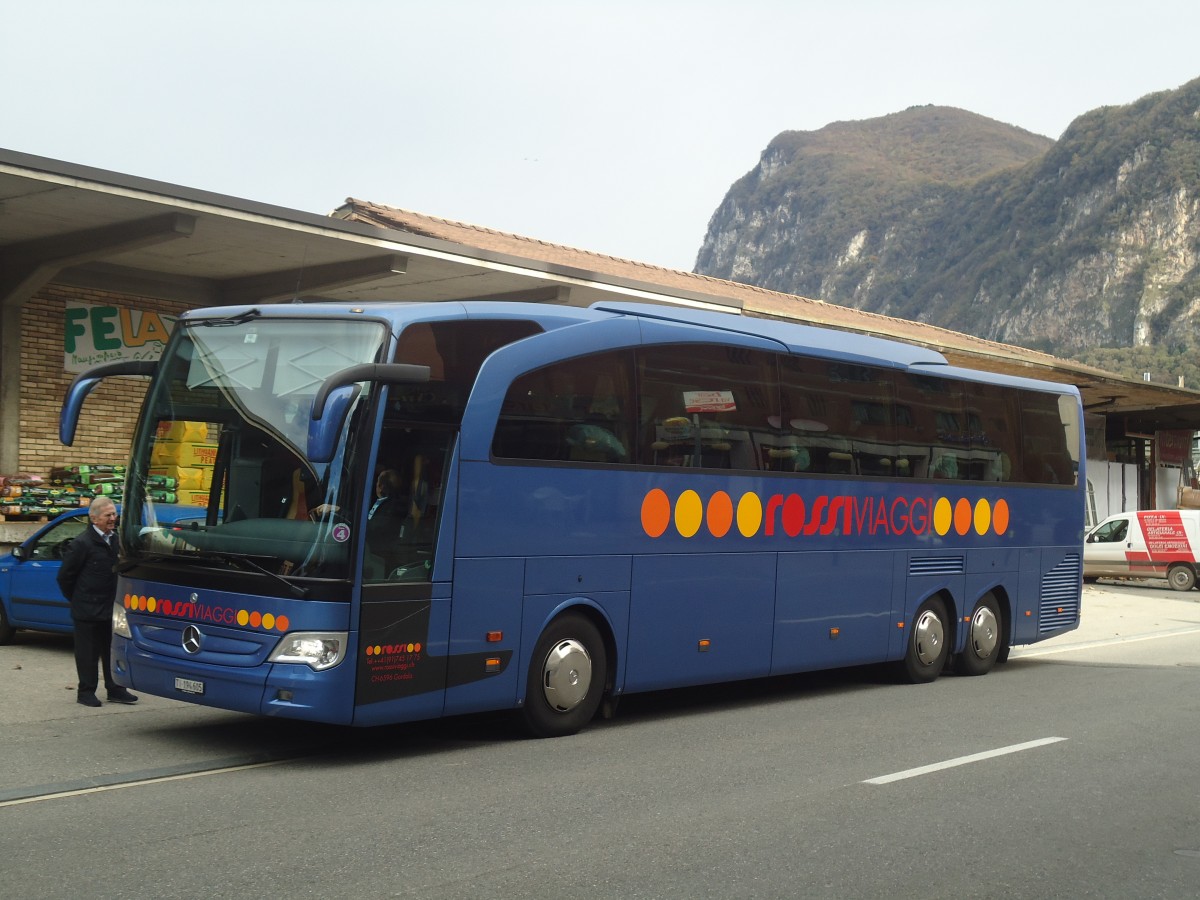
[1084,509,1200,591]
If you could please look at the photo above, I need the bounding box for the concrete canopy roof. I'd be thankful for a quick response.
[3,147,1200,436]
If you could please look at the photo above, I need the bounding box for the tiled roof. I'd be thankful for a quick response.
[339,198,1098,381]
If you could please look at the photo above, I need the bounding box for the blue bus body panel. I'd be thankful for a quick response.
[774,550,897,673]
[443,556,525,717]
[626,553,775,691]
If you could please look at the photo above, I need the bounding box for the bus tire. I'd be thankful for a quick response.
[897,596,949,684]
[1167,564,1196,592]
[0,605,14,644]
[955,593,1003,677]
[521,612,607,738]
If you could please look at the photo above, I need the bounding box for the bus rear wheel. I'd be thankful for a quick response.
[955,593,1003,676]
[1167,564,1196,592]
[897,597,949,684]
[521,613,607,738]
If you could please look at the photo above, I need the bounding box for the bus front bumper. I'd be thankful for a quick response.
[112,635,356,725]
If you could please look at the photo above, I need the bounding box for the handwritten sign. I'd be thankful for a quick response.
[63,301,177,374]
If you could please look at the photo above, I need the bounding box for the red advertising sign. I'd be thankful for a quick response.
[1137,511,1193,557]
[682,390,736,413]
[1157,430,1193,467]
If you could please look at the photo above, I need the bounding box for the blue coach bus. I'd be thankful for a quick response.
[61,300,1084,736]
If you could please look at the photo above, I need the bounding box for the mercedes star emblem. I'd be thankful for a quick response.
[182,624,202,654]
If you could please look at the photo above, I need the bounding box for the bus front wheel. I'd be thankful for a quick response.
[897,597,949,684]
[955,593,1003,676]
[521,613,607,738]
[1167,564,1196,592]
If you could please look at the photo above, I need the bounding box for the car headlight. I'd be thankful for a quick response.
[112,602,131,638]
[267,632,347,671]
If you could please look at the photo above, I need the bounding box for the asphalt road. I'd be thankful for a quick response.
[2,580,1199,899]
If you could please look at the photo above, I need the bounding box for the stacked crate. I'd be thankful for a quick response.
[150,421,217,507]
[0,468,116,520]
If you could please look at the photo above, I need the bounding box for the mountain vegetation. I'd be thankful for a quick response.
[695,78,1200,385]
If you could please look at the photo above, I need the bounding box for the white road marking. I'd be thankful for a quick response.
[863,737,1067,785]
[1011,626,1200,658]
[0,759,288,808]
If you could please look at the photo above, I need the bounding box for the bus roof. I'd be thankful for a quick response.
[177,299,1076,395]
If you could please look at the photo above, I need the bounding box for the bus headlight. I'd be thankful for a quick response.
[267,632,347,671]
[113,602,131,638]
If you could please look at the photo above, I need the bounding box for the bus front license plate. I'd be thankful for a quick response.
[175,677,204,695]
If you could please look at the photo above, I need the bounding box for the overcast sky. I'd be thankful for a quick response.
[4,1,1199,272]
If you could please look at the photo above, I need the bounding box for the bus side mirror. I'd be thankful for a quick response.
[307,363,431,464]
[307,385,360,464]
[60,360,158,445]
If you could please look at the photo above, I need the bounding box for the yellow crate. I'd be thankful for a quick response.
[154,420,211,442]
[150,441,218,468]
[149,466,213,491]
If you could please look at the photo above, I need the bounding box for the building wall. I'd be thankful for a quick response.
[16,285,191,475]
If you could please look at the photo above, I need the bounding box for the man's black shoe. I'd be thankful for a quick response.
[106,688,139,704]
[77,692,102,708]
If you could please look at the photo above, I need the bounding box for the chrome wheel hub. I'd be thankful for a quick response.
[969,606,999,659]
[541,638,592,712]
[913,609,944,666]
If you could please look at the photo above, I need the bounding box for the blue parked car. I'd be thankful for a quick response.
[0,504,204,643]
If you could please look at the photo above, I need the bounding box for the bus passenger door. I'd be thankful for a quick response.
[352,427,457,726]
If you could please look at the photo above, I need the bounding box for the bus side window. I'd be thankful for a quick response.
[493,350,634,465]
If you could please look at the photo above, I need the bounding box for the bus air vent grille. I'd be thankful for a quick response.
[1039,553,1081,633]
[908,556,965,577]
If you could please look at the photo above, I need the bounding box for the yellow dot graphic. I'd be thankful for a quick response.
[674,490,703,537]
[237,609,249,626]
[974,499,991,535]
[933,497,953,535]
[737,492,763,537]
[262,613,275,630]
[147,597,157,612]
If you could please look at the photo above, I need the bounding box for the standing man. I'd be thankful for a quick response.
[56,496,138,707]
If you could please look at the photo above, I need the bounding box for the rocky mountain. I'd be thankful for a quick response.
[695,79,1200,362]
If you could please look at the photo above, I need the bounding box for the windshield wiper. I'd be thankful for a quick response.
[120,548,309,598]
[217,551,309,598]
[190,308,262,328]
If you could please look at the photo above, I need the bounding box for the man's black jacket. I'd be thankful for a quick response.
[56,527,119,622]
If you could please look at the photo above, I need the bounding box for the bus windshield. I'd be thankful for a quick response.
[120,313,388,582]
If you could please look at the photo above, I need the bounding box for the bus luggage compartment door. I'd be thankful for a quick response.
[626,553,774,692]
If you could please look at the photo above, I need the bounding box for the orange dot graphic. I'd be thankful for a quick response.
[250,611,262,628]
[276,615,289,631]
[954,498,973,536]
[641,489,671,537]
[993,499,1010,535]
[706,491,733,537]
